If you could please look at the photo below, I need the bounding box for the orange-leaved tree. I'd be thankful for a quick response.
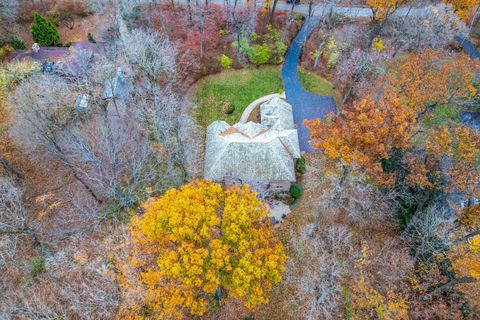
[305,50,477,187]
[457,196,480,231]
[366,0,410,47]
[367,0,407,22]
[440,213,480,297]
[452,235,480,281]
[305,95,415,186]
[385,50,476,111]
[117,180,286,319]
[425,125,480,196]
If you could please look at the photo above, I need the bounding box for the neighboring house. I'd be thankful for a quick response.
[10,41,102,77]
[74,93,90,111]
[204,97,301,194]
[102,67,127,100]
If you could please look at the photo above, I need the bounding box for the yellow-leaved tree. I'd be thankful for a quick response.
[444,0,480,22]
[452,235,480,281]
[116,180,287,319]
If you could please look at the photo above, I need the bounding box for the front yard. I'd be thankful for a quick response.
[193,65,341,128]
[193,66,284,128]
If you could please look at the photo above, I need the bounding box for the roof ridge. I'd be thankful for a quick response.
[267,143,295,181]
[278,136,294,158]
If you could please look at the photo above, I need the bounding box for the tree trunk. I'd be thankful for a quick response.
[39,0,48,13]
[429,277,478,298]
[290,0,296,14]
[269,0,279,24]
[187,0,194,26]
[341,81,356,105]
[235,29,242,63]
[466,5,479,37]
[308,0,314,17]
[313,37,327,69]
[367,20,381,50]
[50,139,102,204]
[199,11,205,59]
[0,157,23,180]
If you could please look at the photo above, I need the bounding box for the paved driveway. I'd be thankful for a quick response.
[282,17,337,153]
[455,35,480,132]
[282,20,480,153]
[456,34,480,61]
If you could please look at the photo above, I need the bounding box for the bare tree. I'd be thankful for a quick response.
[0,0,19,43]
[386,3,466,56]
[191,3,213,60]
[10,74,103,204]
[283,225,354,320]
[119,27,178,84]
[0,156,23,180]
[119,25,202,181]
[10,65,161,210]
[403,205,455,263]
[335,48,388,104]
[1,237,121,319]
[0,178,40,252]
[226,1,257,63]
[312,8,350,70]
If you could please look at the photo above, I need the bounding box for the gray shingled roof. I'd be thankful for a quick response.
[102,68,127,100]
[204,97,300,182]
[260,96,294,131]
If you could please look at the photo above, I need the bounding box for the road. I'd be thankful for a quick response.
[160,0,434,18]
[134,0,434,18]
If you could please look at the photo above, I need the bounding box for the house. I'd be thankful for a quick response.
[204,97,300,194]
[102,67,127,100]
[260,96,295,131]
[10,41,102,78]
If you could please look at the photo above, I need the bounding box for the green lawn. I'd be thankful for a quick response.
[193,65,342,128]
[298,67,342,107]
[422,104,460,129]
[193,66,283,127]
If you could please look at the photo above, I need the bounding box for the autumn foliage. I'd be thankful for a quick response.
[385,50,477,111]
[117,180,286,319]
[444,0,480,22]
[305,94,416,185]
[305,50,477,188]
[367,0,407,21]
[425,125,480,196]
[452,235,480,281]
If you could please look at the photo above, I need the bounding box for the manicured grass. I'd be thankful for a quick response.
[423,104,460,128]
[298,67,342,107]
[193,66,283,127]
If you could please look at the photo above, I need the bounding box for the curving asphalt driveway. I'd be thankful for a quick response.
[455,35,480,132]
[282,21,480,153]
[282,17,337,153]
[456,34,480,61]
